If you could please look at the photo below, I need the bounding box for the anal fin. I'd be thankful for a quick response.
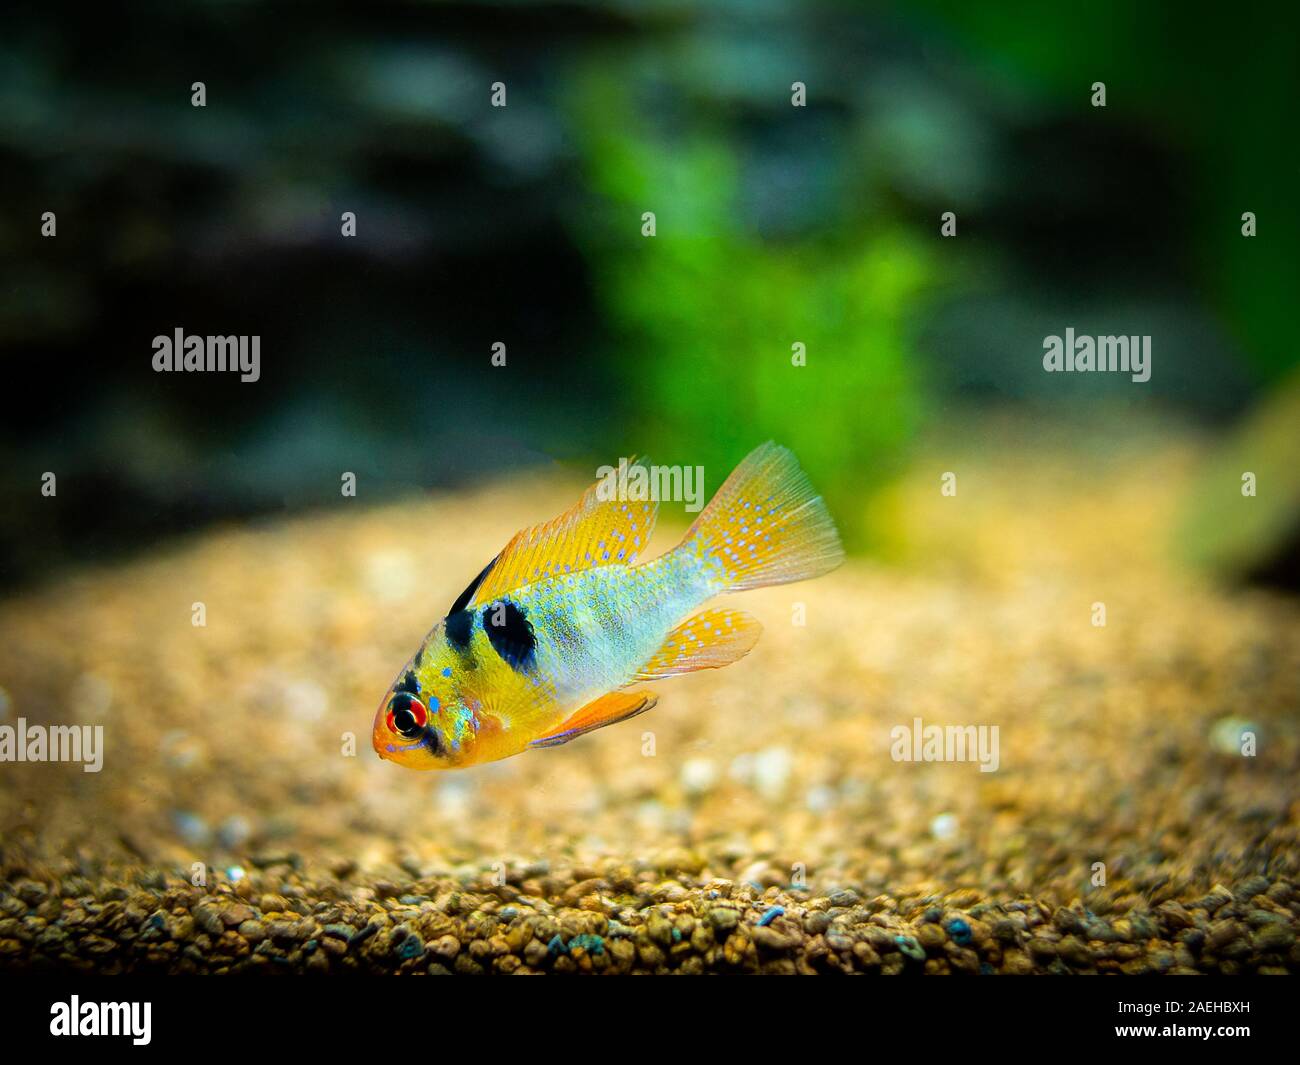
[529,690,658,749]
[635,608,762,680]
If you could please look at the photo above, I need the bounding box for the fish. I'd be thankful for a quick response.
[372,442,844,769]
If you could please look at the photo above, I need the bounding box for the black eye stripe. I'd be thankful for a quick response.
[445,609,473,650]
[395,671,420,696]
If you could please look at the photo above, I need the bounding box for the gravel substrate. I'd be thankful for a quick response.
[1,426,1297,973]
[1,856,1297,974]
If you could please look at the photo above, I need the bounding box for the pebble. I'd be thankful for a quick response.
[752,926,797,951]
[751,747,793,800]
[1252,924,1294,952]
[217,816,253,850]
[679,758,718,797]
[895,935,925,962]
[803,912,831,935]
[946,918,972,946]
[222,904,254,927]
[171,811,211,847]
[930,813,959,841]
[569,933,605,955]
[396,934,425,960]
[193,905,225,938]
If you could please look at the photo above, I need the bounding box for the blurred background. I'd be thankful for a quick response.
[1,2,1299,976]
[2,0,1297,589]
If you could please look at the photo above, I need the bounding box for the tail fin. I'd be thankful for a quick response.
[678,442,844,593]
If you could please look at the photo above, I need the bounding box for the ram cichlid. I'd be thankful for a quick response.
[372,442,843,769]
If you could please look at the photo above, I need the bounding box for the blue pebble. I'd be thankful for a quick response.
[547,933,568,955]
[947,918,972,945]
[568,933,606,955]
[170,810,210,846]
[756,905,785,927]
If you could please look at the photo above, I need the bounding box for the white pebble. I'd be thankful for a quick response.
[931,812,959,840]
[1210,716,1257,756]
[437,778,474,819]
[728,752,755,784]
[805,785,836,813]
[635,800,667,832]
[680,757,718,796]
[218,814,252,849]
[752,747,793,801]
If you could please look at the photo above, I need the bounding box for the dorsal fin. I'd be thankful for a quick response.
[467,461,658,606]
[446,554,499,617]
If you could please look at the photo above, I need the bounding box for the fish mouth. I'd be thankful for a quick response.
[371,717,398,761]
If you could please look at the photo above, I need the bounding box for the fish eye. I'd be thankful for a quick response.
[386,694,427,738]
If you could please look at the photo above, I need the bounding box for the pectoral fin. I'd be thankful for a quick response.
[529,690,658,749]
[635,608,762,679]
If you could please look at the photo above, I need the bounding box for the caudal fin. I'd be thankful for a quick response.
[678,442,844,593]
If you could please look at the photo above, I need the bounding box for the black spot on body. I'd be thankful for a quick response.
[483,599,536,671]
[445,609,474,650]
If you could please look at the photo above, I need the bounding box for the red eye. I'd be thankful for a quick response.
[386,695,427,738]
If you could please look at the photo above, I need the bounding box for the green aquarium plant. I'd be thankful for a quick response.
[564,67,944,551]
